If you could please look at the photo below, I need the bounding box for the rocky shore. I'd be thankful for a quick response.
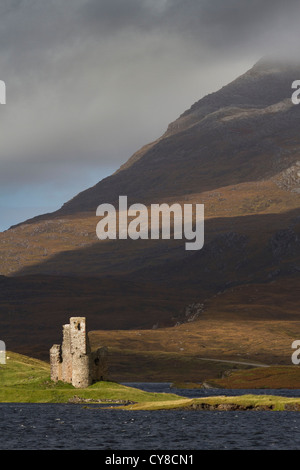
[186,402,300,411]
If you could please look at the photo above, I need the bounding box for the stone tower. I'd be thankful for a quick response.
[50,317,107,388]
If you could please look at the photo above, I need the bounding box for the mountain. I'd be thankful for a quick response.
[18,57,300,219]
[1,57,300,362]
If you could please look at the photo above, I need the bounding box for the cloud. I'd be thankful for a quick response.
[80,0,300,54]
[0,0,300,230]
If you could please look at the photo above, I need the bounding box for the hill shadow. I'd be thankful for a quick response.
[2,208,300,359]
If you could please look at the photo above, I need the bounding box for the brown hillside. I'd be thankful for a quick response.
[0,58,300,371]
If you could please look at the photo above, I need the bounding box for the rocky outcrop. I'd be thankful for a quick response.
[270,228,298,258]
[187,402,276,411]
[274,161,300,193]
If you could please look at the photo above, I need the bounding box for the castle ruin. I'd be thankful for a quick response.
[50,317,107,388]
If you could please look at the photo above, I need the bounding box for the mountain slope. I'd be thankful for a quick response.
[18,57,300,221]
[1,58,300,361]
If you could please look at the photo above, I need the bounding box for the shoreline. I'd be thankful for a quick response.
[2,351,300,411]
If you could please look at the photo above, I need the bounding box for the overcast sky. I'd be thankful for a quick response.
[0,0,299,231]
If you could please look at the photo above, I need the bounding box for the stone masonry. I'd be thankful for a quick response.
[50,317,108,388]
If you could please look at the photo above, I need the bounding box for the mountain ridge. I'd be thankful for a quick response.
[9,57,300,227]
[1,57,300,362]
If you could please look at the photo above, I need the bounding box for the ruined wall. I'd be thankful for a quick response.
[90,347,108,382]
[49,344,61,381]
[61,324,72,383]
[50,317,108,388]
[69,317,90,388]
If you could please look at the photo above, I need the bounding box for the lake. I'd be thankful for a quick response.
[1,384,300,450]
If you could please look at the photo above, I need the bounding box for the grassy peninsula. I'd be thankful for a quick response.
[1,351,300,411]
[122,394,300,411]
[0,351,181,404]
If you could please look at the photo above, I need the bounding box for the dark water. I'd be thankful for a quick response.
[1,384,300,450]
[123,382,300,398]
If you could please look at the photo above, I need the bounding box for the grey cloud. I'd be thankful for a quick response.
[80,0,300,54]
[80,0,155,31]
[1,0,298,84]
[1,0,300,230]
[1,1,299,168]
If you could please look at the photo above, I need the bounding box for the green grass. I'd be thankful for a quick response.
[0,351,183,404]
[122,394,300,411]
[2,351,300,411]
